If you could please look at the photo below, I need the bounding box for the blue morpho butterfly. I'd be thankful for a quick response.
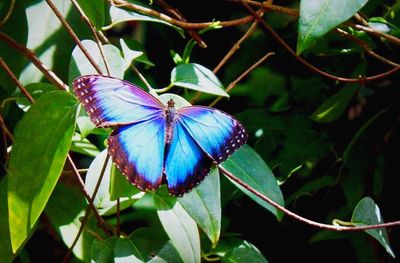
[73,75,248,196]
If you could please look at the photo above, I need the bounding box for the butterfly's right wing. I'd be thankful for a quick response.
[108,115,166,191]
[73,75,164,127]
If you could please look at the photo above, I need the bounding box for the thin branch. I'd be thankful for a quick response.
[63,154,112,263]
[240,1,400,83]
[46,0,104,75]
[0,58,35,103]
[0,0,16,27]
[70,0,111,75]
[219,165,400,231]
[0,114,13,142]
[66,155,110,234]
[109,0,260,29]
[354,24,400,46]
[0,32,68,90]
[209,52,275,107]
[155,0,207,48]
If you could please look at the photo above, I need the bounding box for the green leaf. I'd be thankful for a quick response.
[155,189,201,263]
[128,227,169,261]
[16,82,57,111]
[91,237,118,263]
[76,0,106,29]
[311,63,366,123]
[0,0,28,97]
[297,0,369,54]
[85,150,144,215]
[311,84,359,123]
[149,241,183,263]
[7,91,77,252]
[76,105,96,138]
[351,197,395,258]
[120,39,155,67]
[178,167,221,247]
[221,145,285,220]
[109,163,142,201]
[0,177,14,262]
[45,183,99,261]
[69,39,124,84]
[104,6,184,36]
[171,63,228,97]
[114,236,144,263]
[159,93,191,108]
[70,133,100,157]
[222,240,268,263]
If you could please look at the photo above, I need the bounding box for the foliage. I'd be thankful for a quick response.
[1,0,400,262]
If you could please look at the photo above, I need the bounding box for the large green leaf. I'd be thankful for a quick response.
[69,39,124,84]
[221,145,284,220]
[45,183,99,261]
[0,177,14,262]
[7,91,77,252]
[114,236,144,263]
[171,63,229,97]
[155,190,201,263]
[297,0,369,54]
[222,240,268,263]
[76,0,106,30]
[90,236,118,263]
[0,0,28,97]
[351,197,395,258]
[178,167,221,247]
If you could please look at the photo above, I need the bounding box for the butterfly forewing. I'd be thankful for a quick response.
[73,75,164,127]
[177,106,248,163]
[108,116,166,191]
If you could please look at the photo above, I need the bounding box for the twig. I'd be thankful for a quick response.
[70,0,111,75]
[0,32,68,90]
[240,0,400,83]
[155,0,207,48]
[0,114,13,142]
[354,24,400,46]
[46,0,104,75]
[109,0,260,29]
[0,58,35,103]
[0,0,16,27]
[219,165,400,231]
[209,52,275,107]
[66,155,110,234]
[62,154,112,263]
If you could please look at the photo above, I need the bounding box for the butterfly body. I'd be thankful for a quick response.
[73,75,247,196]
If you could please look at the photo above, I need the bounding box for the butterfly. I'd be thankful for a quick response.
[73,75,248,196]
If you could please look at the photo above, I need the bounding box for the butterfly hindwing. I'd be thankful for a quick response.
[164,120,213,196]
[108,116,166,191]
[177,106,248,163]
[73,75,164,127]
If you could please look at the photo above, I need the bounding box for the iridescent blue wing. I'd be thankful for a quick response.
[177,106,248,163]
[73,75,164,127]
[108,115,166,191]
[164,120,213,196]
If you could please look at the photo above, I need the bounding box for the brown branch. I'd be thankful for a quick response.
[209,52,275,107]
[0,114,13,142]
[46,0,104,75]
[155,0,207,48]
[219,165,400,231]
[0,32,68,90]
[240,1,400,83]
[110,0,259,29]
[0,58,35,103]
[354,24,400,46]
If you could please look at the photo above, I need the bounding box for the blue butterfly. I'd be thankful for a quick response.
[73,75,248,196]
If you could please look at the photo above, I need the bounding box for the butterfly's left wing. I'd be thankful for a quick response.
[177,106,248,163]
